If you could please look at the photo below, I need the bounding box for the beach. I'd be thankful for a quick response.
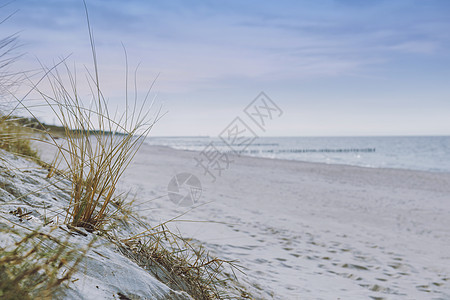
[74,142,449,299]
[34,140,450,298]
[2,1,449,298]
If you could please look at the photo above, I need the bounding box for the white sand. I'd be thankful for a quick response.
[116,144,450,299]
[34,140,450,299]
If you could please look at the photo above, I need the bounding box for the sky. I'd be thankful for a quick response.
[1,0,450,136]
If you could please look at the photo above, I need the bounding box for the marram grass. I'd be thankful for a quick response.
[0,116,39,160]
[0,225,93,300]
[36,62,159,230]
[31,2,161,230]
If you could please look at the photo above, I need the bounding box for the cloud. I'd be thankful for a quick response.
[6,0,449,90]
[3,0,450,135]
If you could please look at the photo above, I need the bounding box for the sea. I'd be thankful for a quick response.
[145,136,450,173]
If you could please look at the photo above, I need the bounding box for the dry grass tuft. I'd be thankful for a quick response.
[0,224,93,299]
[32,3,161,231]
[0,116,39,160]
[117,223,244,299]
[0,24,38,161]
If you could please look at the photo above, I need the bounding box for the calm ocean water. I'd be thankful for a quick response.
[145,136,450,173]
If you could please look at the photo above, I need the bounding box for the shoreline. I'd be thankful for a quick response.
[149,143,450,176]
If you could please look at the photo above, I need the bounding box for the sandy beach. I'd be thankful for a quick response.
[84,143,448,299]
[2,1,449,299]
[34,140,450,299]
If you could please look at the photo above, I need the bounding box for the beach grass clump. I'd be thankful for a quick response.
[0,26,37,160]
[0,225,90,299]
[119,225,244,299]
[33,15,159,231]
[37,68,156,231]
[0,116,39,160]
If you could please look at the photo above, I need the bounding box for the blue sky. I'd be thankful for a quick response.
[2,0,450,136]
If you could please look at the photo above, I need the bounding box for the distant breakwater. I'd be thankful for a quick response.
[226,148,376,154]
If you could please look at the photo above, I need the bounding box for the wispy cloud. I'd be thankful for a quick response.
[3,0,450,135]
[6,0,450,87]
